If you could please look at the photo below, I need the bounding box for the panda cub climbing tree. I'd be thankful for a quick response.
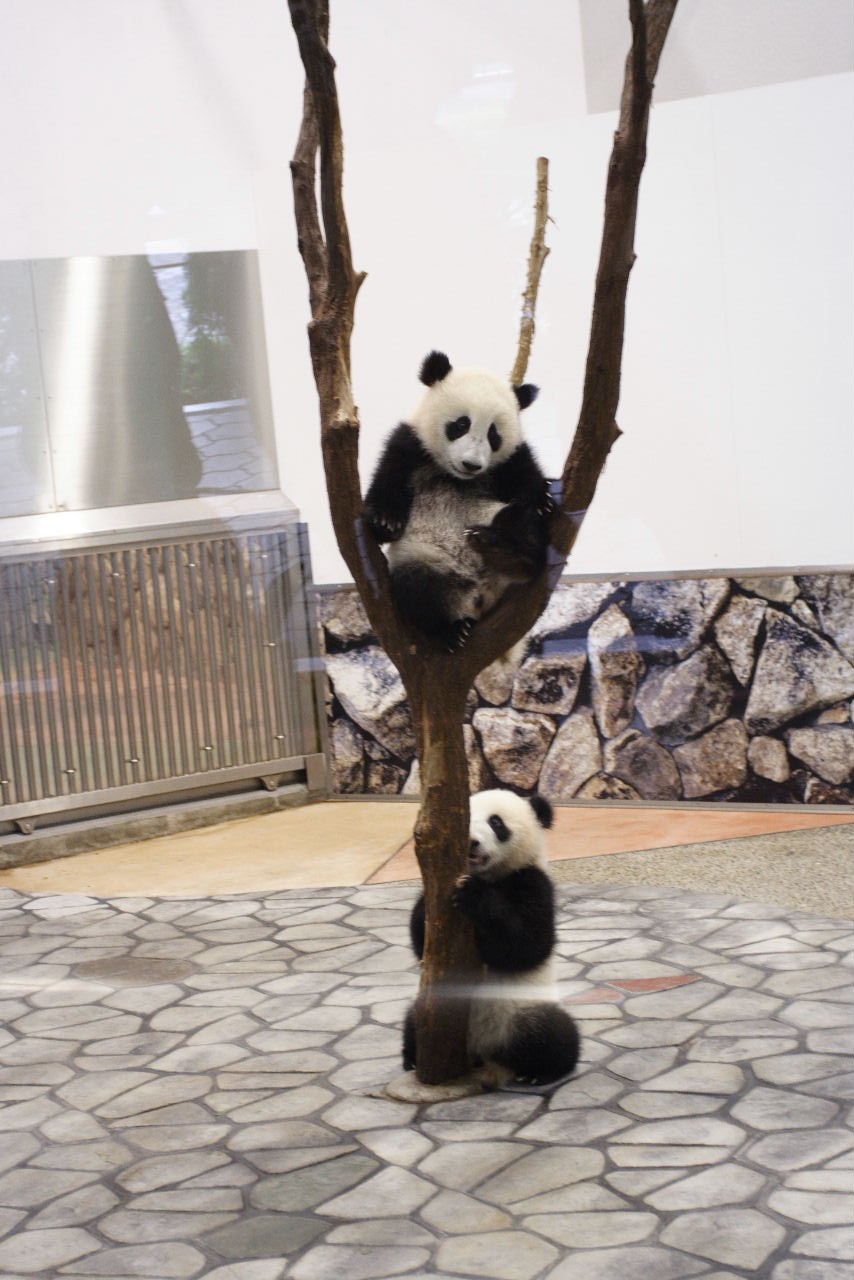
[364,351,553,652]
[405,789,580,1088]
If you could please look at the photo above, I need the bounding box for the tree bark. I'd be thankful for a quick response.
[287,0,679,1085]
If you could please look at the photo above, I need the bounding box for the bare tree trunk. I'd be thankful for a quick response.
[408,672,473,1082]
[286,0,678,1085]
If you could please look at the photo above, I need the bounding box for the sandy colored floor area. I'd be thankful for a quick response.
[369,804,854,883]
[0,802,415,897]
[0,798,849,900]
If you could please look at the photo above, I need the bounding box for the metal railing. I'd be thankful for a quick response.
[0,523,326,831]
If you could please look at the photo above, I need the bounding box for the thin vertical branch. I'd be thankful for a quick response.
[510,156,551,387]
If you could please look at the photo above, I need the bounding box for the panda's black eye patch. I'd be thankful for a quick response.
[488,814,510,842]
[445,416,471,442]
[487,423,502,452]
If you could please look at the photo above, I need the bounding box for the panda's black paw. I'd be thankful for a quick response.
[452,877,471,910]
[452,875,481,914]
[446,617,475,652]
[364,507,404,543]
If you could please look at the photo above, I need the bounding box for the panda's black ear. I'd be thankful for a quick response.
[420,351,452,386]
[513,383,539,411]
[529,794,553,829]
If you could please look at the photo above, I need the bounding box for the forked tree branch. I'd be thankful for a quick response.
[287,0,679,1086]
[288,0,678,682]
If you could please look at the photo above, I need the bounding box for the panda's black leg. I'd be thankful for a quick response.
[402,1003,417,1072]
[497,1006,581,1087]
[468,504,548,581]
[390,564,477,652]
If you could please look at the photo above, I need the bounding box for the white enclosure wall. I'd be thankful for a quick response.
[2,0,852,583]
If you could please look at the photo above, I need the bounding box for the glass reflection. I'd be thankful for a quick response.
[0,250,278,520]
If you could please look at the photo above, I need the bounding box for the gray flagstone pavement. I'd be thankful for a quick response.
[0,868,852,1279]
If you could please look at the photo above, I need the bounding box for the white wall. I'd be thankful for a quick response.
[3,0,852,582]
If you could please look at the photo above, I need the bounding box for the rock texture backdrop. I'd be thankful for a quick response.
[317,573,854,805]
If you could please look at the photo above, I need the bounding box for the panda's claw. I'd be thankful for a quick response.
[455,874,471,890]
[447,617,474,652]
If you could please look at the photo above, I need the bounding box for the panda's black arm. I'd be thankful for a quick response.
[487,442,551,511]
[453,868,555,972]
[363,423,427,542]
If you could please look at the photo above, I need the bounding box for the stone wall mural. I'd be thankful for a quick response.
[316,573,854,805]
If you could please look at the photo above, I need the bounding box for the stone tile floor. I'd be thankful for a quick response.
[0,877,852,1280]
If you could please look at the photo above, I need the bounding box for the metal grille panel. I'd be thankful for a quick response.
[0,524,324,825]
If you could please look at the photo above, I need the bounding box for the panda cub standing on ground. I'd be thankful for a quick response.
[405,789,580,1088]
[364,351,554,653]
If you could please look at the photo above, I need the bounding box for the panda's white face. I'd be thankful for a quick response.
[468,789,550,880]
[410,366,523,481]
